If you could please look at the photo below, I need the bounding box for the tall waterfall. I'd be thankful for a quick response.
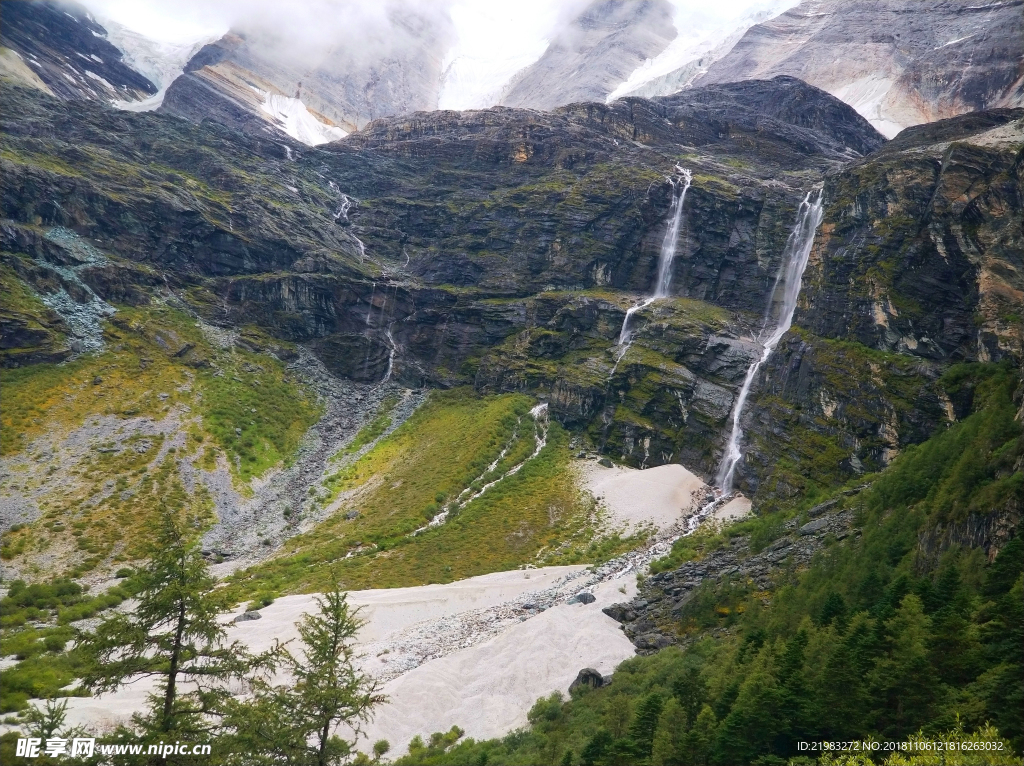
[616,166,692,350]
[715,191,824,493]
[653,167,692,299]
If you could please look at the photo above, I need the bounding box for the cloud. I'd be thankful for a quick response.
[81,0,453,52]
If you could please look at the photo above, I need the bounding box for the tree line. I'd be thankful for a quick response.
[3,513,388,766]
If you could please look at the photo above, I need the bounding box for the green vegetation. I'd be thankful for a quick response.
[0,577,142,712]
[0,303,319,578]
[333,394,399,460]
[0,263,66,356]
[747,331,941,511]
[392,361,1023,764]
[228,389,613,597]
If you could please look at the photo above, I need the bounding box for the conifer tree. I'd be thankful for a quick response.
[680,705,716,766]
[650,697,687,766]
[79,512,259,745]
[627,691,665,758]
[671,665,706,726]
[869,593,936,740]
[226,585,384,766]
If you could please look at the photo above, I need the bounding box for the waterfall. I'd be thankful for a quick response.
[653,167,692,298]
[381,324,397,384]
[365,282,376,325]
[614,166,692,358]
[715,191,824,493]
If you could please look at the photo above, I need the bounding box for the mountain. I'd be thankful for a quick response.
[1,9,1023,759]
[158,1,454,142]
[690,0,1024,137]
[499,0,676,111]
[0,0,155,102]
[4,0,1020,147]
[4,76,1018,509]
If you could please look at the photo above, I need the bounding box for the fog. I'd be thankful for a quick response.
[81,0,797,109]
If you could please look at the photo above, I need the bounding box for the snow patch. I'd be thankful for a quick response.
[606,0,800,102]
[83,69,115,92]
[258,92,348,146]
[438,0,571,110]
[100,17,216,112]
[829,75,904,139]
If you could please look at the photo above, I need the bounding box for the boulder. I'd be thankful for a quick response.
[568,668,605,694]
[799,517,829,536]
[807,498,840,517]
[602,603,629,622]
[233,611,262,622]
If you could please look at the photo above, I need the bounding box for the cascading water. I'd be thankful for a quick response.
[653,167,692,299]
[381,324,397,385]
[613,166,692,367]
[715,191,824,493]
[365,282,376,325]
[411,403,550,535]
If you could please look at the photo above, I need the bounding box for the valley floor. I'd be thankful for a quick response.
[25,460,727,757]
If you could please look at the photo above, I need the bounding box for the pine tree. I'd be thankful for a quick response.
[226,585,384,766]
[713,649,784,764]
[650,697,687,766]
[79,513,259,746]
[579,729,612,766]
[680,705,716,766]
[814,613,874,739]
[818,591,847,630]
[671,665,706,726]
[627,692,665,758]
[776,628,810,753]
[869,593,936,740]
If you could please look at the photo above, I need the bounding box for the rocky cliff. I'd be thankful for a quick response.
[1,78,1021,503]
[0,0,155,102]
[692,0,1024,138]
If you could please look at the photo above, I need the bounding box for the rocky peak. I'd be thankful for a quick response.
[0,0,156,102]
[692,0,1024,137]
[499,0,677,110]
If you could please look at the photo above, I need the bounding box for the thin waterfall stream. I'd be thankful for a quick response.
[715,191,824,493]
[611,166,691,376]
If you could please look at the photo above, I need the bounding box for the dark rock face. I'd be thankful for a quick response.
[610,508,857,654]
[801,108,1024,363]
[654,76,886,157]
[0,0,155,102]
[1,79,1020,498]
[568,667,606,693]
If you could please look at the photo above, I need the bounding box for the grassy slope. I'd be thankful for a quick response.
[0,301,319,577]
[392,361,1024,765]
[0,296,320,711]
[228,389,619,596]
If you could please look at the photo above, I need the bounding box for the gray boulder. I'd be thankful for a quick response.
[799,517,829,535]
